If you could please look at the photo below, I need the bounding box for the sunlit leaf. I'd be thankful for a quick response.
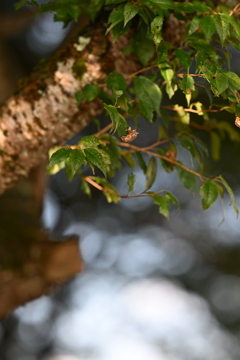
[79,135,100,149]
[153,195,170,219]
[84,148,107,177]
[49,147,71,167]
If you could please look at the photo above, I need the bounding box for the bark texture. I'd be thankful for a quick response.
[0,25,140,195]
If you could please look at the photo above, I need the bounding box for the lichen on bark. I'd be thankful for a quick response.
[0,25,140,195]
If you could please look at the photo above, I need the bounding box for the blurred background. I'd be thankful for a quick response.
[1,1,240,359]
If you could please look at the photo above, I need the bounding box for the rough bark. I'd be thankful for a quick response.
[0,25,140,195]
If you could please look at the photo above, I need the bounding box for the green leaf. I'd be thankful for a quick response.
[67,149,85,179]
[164,191,179,206]
[153,195,170,219]
[104,104,128,136]
[193,1,212,13]
[122,153,136,168]
[84,148,107,177]
[215,73,229,94]
[156,44,168,63]
[176,165,196,192]
[93,177,121,203]
[151,16,164,45]
[179,74,195,95]
[134,76,162,121]
[75,91,85,104]
[106,5,124,34]
[123,2,139,27]
[136,151,147,173]
[82,83,100,102]
[198,59,218,80]
[108,5,124,24]
[177,133,201,161]
[214,14,230,44]
[79,135,100,149]
[49,147,71,167]
[217,175,239,217]
[107,72,126,92]
[200,15,216,40]
[175,49,191,72]
[145,157,157,190]
[133,30,155,66]
[190,40,216,55]
[144,0,175,10]
[200,180,218,210]
[224,71,240,91]
[81,177,91,198]
[188,15,200,35]
[127,173,136,193]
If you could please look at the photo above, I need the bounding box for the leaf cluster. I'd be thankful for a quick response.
[16,0,240,219]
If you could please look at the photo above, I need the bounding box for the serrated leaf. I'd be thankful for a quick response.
[153,195,170,219]
[200,180,218,210]
[214,14,230,44]
[177,133,201,161]
[145,157,157,190]
[127,173,136,193]
[200,15,216,40]
[49,147,71,167]
[176,165,196,192]
[134,76,162,121]
[164,191,179,206]
[135,151,147,173]
[82,83,100,102]
[156,44,168,63]
[79,135,100,149]
[179,74,195,95]
[84,148,107,177]
[123,2,139,27]
[67,149,85,179]
[175,49,191,72]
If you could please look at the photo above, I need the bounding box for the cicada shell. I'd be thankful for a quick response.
[121,127,139,143]
[235,117,240,128]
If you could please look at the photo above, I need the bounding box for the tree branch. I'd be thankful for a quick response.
[0,25,140,195]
